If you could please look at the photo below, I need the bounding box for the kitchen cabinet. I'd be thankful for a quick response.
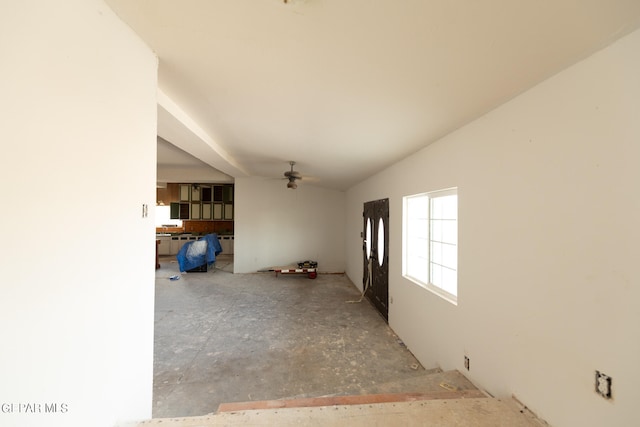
[179,184,190,202]
[168,183,234,221]
[223,185,233,203]
[219,235,234,254]
[191,185,201,202]
[213,185,223,202]
[191,202,201,219]
[213,203,223,220]
[202,203,212,220]
[201,185,212,202]
[224,204,233,220]
[157,236,171,255]
[170,202,190,219]
[169,234,193,255]
[169,236,180,254]
[200,185,212,219]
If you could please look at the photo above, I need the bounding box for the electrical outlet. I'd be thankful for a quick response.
[464,356,470,371]
[595,371,612,399]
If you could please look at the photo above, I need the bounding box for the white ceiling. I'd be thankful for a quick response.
[106,0,640,190]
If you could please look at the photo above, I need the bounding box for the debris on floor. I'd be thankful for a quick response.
[263,260,319,279]
[440,382,458,391]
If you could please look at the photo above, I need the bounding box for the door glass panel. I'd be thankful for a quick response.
[366,218,372,260]
[377,218,385,266]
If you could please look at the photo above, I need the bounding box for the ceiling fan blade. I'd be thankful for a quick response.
[284,170,302,179]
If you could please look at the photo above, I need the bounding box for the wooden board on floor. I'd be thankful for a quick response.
[216,389,487,412]
[126,397,546,427]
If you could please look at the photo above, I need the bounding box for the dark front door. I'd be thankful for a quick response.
[363,198,389,321]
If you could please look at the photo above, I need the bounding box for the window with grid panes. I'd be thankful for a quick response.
[403,188,458,304]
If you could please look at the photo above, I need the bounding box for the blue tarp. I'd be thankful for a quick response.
[176,233,223,272]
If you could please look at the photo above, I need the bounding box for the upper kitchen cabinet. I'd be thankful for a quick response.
[223,185,233,203]
[191,185,201,202]
[179,184,190,202]
[223,203,233,220]
[200,185,212,220]
[190,185,201,219]
[169,183,234,221]
[170,201,190,219]
[222,185,233,219]
[201,186,212,203]
[213,185,223,202]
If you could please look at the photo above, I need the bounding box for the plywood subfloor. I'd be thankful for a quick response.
[128,397,545,427]
[216,389,487,412]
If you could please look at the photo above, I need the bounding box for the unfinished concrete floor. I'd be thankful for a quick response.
[153,254,464,418]
[144,255,548,426]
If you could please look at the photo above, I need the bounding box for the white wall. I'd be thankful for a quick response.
[156,165,232,186]
[346,29,640,427]
[0,1,157,426]
[235,177,345,274]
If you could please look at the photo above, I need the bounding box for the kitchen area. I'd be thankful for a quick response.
[156,183,234,257]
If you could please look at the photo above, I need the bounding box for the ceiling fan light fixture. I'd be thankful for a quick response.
[285,161,301,189]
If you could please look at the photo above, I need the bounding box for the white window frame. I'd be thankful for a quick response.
[403,188,458,305]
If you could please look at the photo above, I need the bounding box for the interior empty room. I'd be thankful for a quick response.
[2,1,639,426]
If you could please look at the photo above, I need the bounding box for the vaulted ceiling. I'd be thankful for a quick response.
[105,0,640,190]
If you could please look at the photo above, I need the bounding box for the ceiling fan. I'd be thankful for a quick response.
[284,161,302,189]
